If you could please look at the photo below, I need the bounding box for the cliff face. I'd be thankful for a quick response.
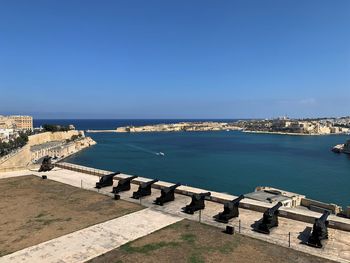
[0,131,95,172]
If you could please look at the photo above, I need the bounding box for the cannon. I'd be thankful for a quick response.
[256,202,283,234]
[38,156,54,172]
[214,195,245,223]
[95,172,120,189]
[183,192,211,214]
[154,183,181,206]
[307,211,330,248]
[131,179,159,199]
[112,176,138,193]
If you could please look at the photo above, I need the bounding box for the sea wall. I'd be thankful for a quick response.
[55,162,350,232]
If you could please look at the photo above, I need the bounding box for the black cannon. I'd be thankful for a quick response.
[95,172,120,189]
[154,183,181,206]
[112,175,138,193]
[307,211,330,248]
[214,195,245,223]
[183,192,211,214]
[38,156,54,172]
[256,202,283,234]
[132,179,159,199]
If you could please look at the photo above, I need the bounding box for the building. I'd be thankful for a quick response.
[0,116,15,129]
[8,115,33,130]
[30,141,76,162]
[245,186,305,208]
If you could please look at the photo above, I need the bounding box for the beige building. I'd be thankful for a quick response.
[0,115,33,130]
[9,115,33,130]
[0,116,15,129]
[31,141,76,161]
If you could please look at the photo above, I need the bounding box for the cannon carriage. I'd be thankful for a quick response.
[132,179,159,199]
[95,172,120,189]
[154,183,181,206]
[38,156,54,172]
[256,202,283,234]
[183,192,211,214]
[214,195,245,223]
[307,211,330,248]
[112,176,138,193]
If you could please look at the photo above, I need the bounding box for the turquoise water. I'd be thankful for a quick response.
[63,129,350,208]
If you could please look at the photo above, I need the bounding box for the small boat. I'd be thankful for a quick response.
[156,152,165,156]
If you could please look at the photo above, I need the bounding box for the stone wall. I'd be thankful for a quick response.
[301,198,342,215]
[0,131,91,172]
[28,130,82,145]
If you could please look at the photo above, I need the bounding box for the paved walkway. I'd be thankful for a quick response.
[0,208,182,263]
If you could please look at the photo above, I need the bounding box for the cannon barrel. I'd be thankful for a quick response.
[231,194,245,205]
[256,202,283,234]
[214,195,245,223]
[154,183,181,206]
[132,179,159,199]
[38,156,54,172]
[141,178,159,188]
[265,202,283,216]
[112,175,138,193]
[120,175,138,183]
[164,182,181,193]
[318,210,330,223]
[307,210,330,248]
[183,192,211,214]
[95,172,120,188]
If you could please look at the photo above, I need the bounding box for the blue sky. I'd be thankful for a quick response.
[0,0,349,119]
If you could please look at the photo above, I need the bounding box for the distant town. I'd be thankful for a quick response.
[112,116,350,136]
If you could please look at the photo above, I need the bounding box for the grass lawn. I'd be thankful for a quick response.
[0,175,142,256]
[89,219,335,263]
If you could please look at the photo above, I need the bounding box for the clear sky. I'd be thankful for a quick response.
[0,0,349,119]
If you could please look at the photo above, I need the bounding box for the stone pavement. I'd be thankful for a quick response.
[1,168,350,263]
[0,208,182,263]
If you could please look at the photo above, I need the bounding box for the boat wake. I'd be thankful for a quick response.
[125,144,164,156]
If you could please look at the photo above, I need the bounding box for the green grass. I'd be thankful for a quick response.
[120,241,180,254]
[181,233,196,244]
[188,253,205,263]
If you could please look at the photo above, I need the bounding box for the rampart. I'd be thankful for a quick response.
[0,131,91,172]
[55,162,350,232]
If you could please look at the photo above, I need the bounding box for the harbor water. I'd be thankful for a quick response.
[35,119,350,207]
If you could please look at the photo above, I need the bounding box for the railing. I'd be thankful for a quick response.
[55,162,110,177]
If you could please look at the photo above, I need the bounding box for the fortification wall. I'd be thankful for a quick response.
[56,162,350,232]
[28,130,82,145]
[0,131,87,172]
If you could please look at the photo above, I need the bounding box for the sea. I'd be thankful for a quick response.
[34,119,350,208]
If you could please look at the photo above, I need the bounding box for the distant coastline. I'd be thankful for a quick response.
[84,117,350,136]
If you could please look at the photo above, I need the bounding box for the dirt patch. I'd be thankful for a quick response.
[88,220,335,263]
[0,175,142,255]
